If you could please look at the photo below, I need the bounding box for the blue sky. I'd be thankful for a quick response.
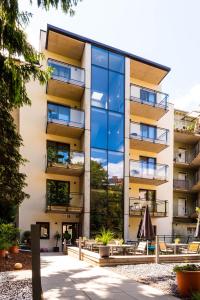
[19,0,200,112]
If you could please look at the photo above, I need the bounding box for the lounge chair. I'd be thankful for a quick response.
[159,242,173,254]
[134,241,147,255]
[180,242,200,254]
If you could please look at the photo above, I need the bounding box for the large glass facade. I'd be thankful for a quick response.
[90,46,125,237]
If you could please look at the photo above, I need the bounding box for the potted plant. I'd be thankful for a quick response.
[9,226,20,254]
[63,230,71,244]
[53,231,61,252]
[21,230,31,249]
[95,228,114,258]
[0,223,13,257]
[173,264,200,297]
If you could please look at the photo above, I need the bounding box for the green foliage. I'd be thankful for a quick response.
[173,264,200,272]
[0,223,19,249]
[34,0,82,16]
[54,231,61,247]
[63,231,71,241]
[192,292,200,300]
[91,160,108,188]
[95,228,114,246]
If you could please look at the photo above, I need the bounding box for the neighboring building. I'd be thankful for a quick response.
[173,109,200,236]
[18,25,173,250]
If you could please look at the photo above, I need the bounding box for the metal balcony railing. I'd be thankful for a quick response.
[130,84,169,109]
[129,198,168,217]
[130,122,169,145]
[46,193,84,213]
[174,119,200,134]
[173,179,192,190]
[48,59,85,86]
[46,150,84,169]
[130,160,168,181]
[47,105,84,129]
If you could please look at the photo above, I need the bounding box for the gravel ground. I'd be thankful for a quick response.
[0,271,32,300]
[106,263,192,299]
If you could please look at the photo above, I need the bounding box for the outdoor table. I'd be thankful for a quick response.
[166,243,188,254]
[109,244,136,256]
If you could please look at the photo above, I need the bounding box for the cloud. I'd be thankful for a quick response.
[173,84,200,112]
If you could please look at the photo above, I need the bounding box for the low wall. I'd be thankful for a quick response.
[68,247,200,267]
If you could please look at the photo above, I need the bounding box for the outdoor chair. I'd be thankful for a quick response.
[180,242,200,254]
[134,241,147,255]
[159,242,174,254]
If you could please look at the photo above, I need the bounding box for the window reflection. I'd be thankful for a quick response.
[91,108,107,149]
[109,52,124,74]
[108,112,124,152]
[91,66,108,109]
[109,71,124,113]
[92,47,108,68]
[91,148,107,188]
[108,151,124,189]
[48,103,70,122]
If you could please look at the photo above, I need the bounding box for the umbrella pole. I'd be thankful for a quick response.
[155,235,160,264]
[147,240,149,255]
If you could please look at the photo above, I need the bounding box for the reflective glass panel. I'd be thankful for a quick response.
[109,52,124,73]
[108,112,124,152]
[108,151,124,189]
[109,71,124,113]
[90,190,107,213]
[91,108,107,149]
[91,148,107,188]
[92,46,108,68]
[91,66,108,109]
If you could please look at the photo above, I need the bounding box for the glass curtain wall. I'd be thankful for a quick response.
[90,46,125,237]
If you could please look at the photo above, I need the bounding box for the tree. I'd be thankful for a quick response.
[0,0,82,222]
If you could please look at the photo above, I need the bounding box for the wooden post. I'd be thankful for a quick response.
[79,237,82,260]
[146,240,149,255]
[31,224,43,300]
[155,235,159,264]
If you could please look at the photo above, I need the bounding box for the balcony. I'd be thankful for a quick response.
[173,151,191,168]
[190,142,200,166]
[129,198,168,217]
[130,160,168,185]
[130,84,169,120]
[130,122,169,153]
[173,179,192,192]
[46,105,84,138]
[174,119,200,144]
[46,151,84,176]
[46,193,84,214]
[192,170,200,191]
[47,59,85,101]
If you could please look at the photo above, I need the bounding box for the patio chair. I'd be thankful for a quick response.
[159,242,174,254]
[180,242,200,254]
[134,241,147,255]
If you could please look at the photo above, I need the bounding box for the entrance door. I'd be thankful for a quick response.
[178,198,186,216]
[62,223,80,246]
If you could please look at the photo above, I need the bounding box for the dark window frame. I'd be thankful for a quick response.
[36,222,50,240]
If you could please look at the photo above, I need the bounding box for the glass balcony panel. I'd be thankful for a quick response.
[130,160,168,181]
[129,198,168,217]
[46,193,83,213]
[70,151,84,166]
[48,59,85,86]
[130,85,168,109]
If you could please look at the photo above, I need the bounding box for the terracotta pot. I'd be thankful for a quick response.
[0,249,7,258]
[9,245,19,254]
[176,271,200,297]
[99,246,110,258]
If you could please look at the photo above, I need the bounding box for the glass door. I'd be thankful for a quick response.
[140,89,156,105]
[141,124,156,140]
[140,156,156,178]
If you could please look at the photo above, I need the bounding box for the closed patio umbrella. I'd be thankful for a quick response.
[138,205,155,241]
[194,216,200,239]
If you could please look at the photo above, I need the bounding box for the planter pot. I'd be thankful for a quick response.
[176,271,200,297]
[53,246,59,252]
[9,245,19,254]
[99,246,110,258]
[0,249,7,258]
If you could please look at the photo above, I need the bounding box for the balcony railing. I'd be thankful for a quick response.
[173,179,192,191]
[130,122,169,145]
[129,198,168,217]
[130,84,169,109]
[173,151,191,164]
[47,106,84,129]
[130,160,168,181]
[46,193,84,213]
[47,150,84,169]
[48,59,85,87]
[191,142,200,163]
[174,119,200,134]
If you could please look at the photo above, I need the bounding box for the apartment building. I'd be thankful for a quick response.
[173,109,200,236]
[18,25,173,250]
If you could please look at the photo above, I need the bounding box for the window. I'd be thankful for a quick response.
[36,222,50,239]
[140,89,156,104]
[48,60,71,81]
[47,180,70,206]
[92,46,108,68]
[91,108,107,149]
[109,52,124,74]
[108,112,124,152]
[91,66,108,109]
[47,141,70,164]
[108,151,124,188]
[141,124,156,140]
[91,148,107,188]
[109,71,124,113]
[48,103,70,122]
[139,189,156,201]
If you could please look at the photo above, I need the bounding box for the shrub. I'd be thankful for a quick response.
[192,292,200,300]
[173,264,200,272]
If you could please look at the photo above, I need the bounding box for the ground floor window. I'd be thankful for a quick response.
[36,222,50,239]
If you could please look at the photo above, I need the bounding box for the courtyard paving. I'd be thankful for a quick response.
[41,253,180,300]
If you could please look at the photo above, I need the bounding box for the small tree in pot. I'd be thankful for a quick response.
[95,228,114,258]
[53,231,61,252]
